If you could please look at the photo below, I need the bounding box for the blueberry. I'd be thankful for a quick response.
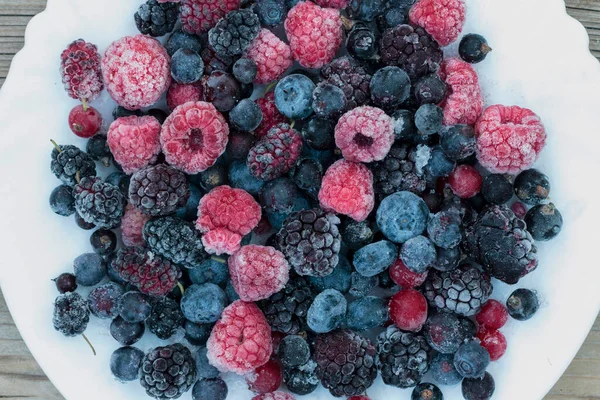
[424,312,465,354]
[453,341,490,379]
[180,283,227,324]
[228,160,265,195]
[462,371,495,400]
[274,74,315,119]
[340,219,374,250]
[53,273,77,294]
[415,104,443,135]
[481,174,513,205]
[414,74,447,105]
[425,147,455,178]
[376,6,408,30]
[50,185,75,216]
[106,255,127,285]
[146,108,168,124]
[392,109,417,141]
[307,289,347,333]
[514,169,550,205]
[226,131,256,160]
[284,360,319,395]
[370,66,411,108]
[347,24,378,59]
[353,240,398,277]
[225,281,240,303]
[302,117,335,150]
[229,99,263,132]
[188,258,229,286]
[171,48,204,84]
[427,210,462,249]
[110,316,145,345]
[232,57,258,85]
[110,346,144,382]
[191,163,228,191]
[267,195,311,230]
[412,382,444,400]
[292,158,322,199]
[192,378,228,400]
[106,171,130,196]
[90,229,117,256]
[430,353,463,386]
[459,34,492,64]
[259,177,298,213]
[400,235,436,273]
[307,255,352,294]
[176,183,203,222]
[345,296,389,330]
[165,29,203,56]
[118,291,151,323]
[86,134,112,167]
[349,272,378,297]
[256,0,287,26]
[279,335,311,367]
[440,124,477,161]
[73,253,106,286]
[433,246,461,272]
[525,203,563,241]
[74,211,96,230]
[506,288,539,321]
[196,347,219,379]
[203,71,241,112]
[348,0,384,21]
[185,320,213,346]
[377,191,429,243]
[312,82,346,118]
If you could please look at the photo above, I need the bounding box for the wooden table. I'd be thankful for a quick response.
[0,0,599,399]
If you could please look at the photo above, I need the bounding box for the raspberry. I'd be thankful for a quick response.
[107,116,161,174]
[229,245,290,301]
[314,0,349,8]
[321,56,372,109]
[246,29,293,84]
[180,0,240,34]
[439,58,484,126]
[475,105,546,174]
[284,2,343,69]
[247,123,303,181]
[389,258,429,288]
[255,92,287,138]
[477,329,507,361]
[409,0,466,46]
[389,288,428,332]
[246,358,283,394]
[448,164,482,198]
[475,299,508,330]
[196,185,262,255]
[120,203,150,247]
[252,392,295,400]
[101,35,171,110]
[318,159,374,222]
[160,101,229,174]
[129,164,190,216]
[334,106,394,163]
[166,82,203,110]
[207,300,272,374]
[60,39,103,102]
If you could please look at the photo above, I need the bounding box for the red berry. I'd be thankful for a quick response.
[449,164,482,198]
[252,392,295,400]
[475,299,508,330]
[512,201,527,219]
[477,328,507,361]
[409,0,466,46]
[348,397,371,400]
[389,258,428,288]
[439,58,483,126]
[68,105,102,138]
[271,331,285,352]
[246,29,293,85]
[389,288,428,332]
[246,358,283,394]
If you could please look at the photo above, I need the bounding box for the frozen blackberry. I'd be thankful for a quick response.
[90,229,117,256]
[513,169,550,205]
[135,0,179,37]
[321,56,371,109]
[53,292,90,337]
[50,142,96,186]
[140,343,197,400]
[50,185,76,216]
[166,29,203,57]
[423,263,493,316]
[147,297,185,340]
[110,316,145,345]
[315,329,377,397]
[302,117,335,150]
[74,177,125,228]
[481,174,513,205]
[208,9,260,57]
[143,216,207,268]
[111,346,145,382]
[414,74,447,105]
[506,288,539,321]
[375,325,431,388]
[284,360,319,396]
[129,164,190,217]
[371,142,427,198]
[232,57,258,84]
[259,274,314,334]
[277,208,342,277]
[86,134,112,167]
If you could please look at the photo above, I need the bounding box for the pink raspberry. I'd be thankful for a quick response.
[229,245,290,302]
[120,203,150,247]
[475,105,546,174]
[448,164,482,198]
[196,185,262,255]
[439,58,483,126]
[247,124,303,181]
[314,0,349,8]
[284,2,343,69]
[334,106,394,163]
[207,300,272,375]
[318,159,374,222]
[101,35,171,110]
[255,92,287,138]
[409,0,466,46]
[252,392,296,400]
[160,101,229,174]
[107,116,161,174]
[166,82,204,111]
[246,29,293,84]
[180,0,240,34]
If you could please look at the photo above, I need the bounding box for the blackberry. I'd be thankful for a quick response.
[135,0,179,37]
[110,316,145,346]
[375,325,430,388]
[171,49,204,84]
[481,174,513,205]
[49,185,76,216]
[86,134,112,167]
[414,74,447,105]
[208,9,260,57]
[143,216,207,268]
[347,23,378,60]
[463,205,538,284]
[371,143,427,198]
[202,70,241,112]
[284,360,319,396]
[459,34,492,64]
[506,288,539,321]
[302,117,335,150]
[53,292,90,336]
[140,343,197,400]
[147,297,185,340]
[88,282,125,319]
[315,329,377,397]
[110,346,145,382]
[166,29,203,57]
[277,208,342,277]
[370,66,411,109]
[232,57,258,84]
[74,177,125,228]
[259,274,314,334]
[321,56,371,109]
[513,168,550,205]
[380,24,443,80]
[53,273,77,293]
[255,0,287,27]
[50,143,96,186]
[129,164,190,217]
[90,228,117,256]
[423,263,493,316]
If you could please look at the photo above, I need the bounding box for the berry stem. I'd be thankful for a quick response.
[264,81,278,94]
[211,256,227,264]
[340,15,354,31]
[75,170,81,184]
[289,120,296,129]
[82,98,88,112]
[50,139,62,153]
[82,333,96,356]
[177,281,185,296]
[482,43,493,54]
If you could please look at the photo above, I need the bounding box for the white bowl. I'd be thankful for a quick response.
[1,0,600,399]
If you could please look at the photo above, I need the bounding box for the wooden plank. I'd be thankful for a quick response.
[0,0,46,16]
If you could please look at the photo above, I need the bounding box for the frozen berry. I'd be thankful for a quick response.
[107,116,161,174]
[525,203,563,241]
[481,174,513,205]
[180,0,241,34]
[430,353,462,386]
[411,382,443,400]
[462,372,495,400]
[512,201,527,219]
[347,23,377,60]
[354,240,398,277]
[409,0,465,46]
[75,212,96,230]
[312,82,346,119]
[477,328,506,361]
[401,235,437,273]
[118,291,151,323]
[247,358,282,393]
[349,272,378,297]
[475,299,508,330]
[279,335,310,368]
[424,312,465,354]
[274,74,315,120]
[459,34,492,64]
[439,58,483,126]
[167,82,204,110]
[110,316,145,345]
[440,124,476,161]
[369,66,411,109]
[449,165,482,198]
[259,177,298,213]
[195,163,228,191]
[90,229,117,256]
[202,70,242,112]
[53,273,77,293]
[50,142,96,186]
[120,204,150,247]
[392,109,417,141]
[134,0,179,37]
[192,378,228,400]
[50,185,76,217]
[514,169,550,205]
[110,346,144,382]
[348,0,384,22]
[53,292,89,336]
[414,74,447,105]
[171,48,204,84]
[376,191,429,243]
[73,253,106,286]
[415,104,443,135]
[307,288,347,333]
[180,283,227,323]
[60,39,103,102]
[453,341,490,378]
[68,105,102,138]
[185,321,212,346]
[230,99,263,132]
[86,134,112,167]
[302,117,334,150]
[389,288,428,332]
[346,296,389,331]
[256,0,287,26]
[252,392,295,400]
[506,288,539,321]
[88,282,125,319]
[233,57,258,84]
[389,258,428,288]
[246,28,293,84]
[165,29,203,56]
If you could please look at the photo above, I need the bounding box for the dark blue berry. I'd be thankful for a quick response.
[285,0,301,8]
[274,74,315,119]
[302,117,335,150]
[176,182,203,222]
[86,134,112,167]
[392,109,417,141]
[459,34,492,64]
[506,288,539,321]
[75,211,96,230]
[440,124,477,161]
[424,312,465,354]
[415,104,443,135]
[353,240,398,277]
[53,273,77,293]
[433,246,461,272]
[228,160,265,195]
[377,191,429,243]
[347,24,378,59]
[430,353,462,386]
[226,130,256,160]
[291,158,322,199]
[166,29,203,57]
[193,163,228,191]
[514,169,550,205]
[348,0,385,21]
[180,283,227,324]
[377,7,408,30]
[110,316,145,345]
[192,378,228,400]
[225,281,240,303]
[185,320,213,346]
[427,210,462,249]
[308,255,352,294]
[412,382,443,400]
[88,282,125,319]
[462,372,495,400]
[349,271,378,297]
[459,316,478,339]
[525,203,562,241]
[110,346,144,382]
[307,289,347,333]
[422,192,443,213]
[453,341,490,379]
[256,0,287,26]
[414,74,447,105]
[400,235,436,273]
[113,106,142,120]
[73,253,106,286]
[267,195,310,230]
[232,57,257,84]
[425,147,456,178]
[259,177,298,213]
[279,335,311,367]
[106,254,127,285]
[90,229,117,256]
[50,185,75,216]
[171,48,204,84]
[345,296,389,331]
[105,172,130,196]
[312,82,346,118]
[230,99,263,131]
[481,174,513,205]
[370,66,411,109]
[146,108,168,124]
[284,360,319,395]
[188,258,229,286]
[196,347,219,379]
[340,219,374,250]
[118,291,151,323]
[203,71,242,112]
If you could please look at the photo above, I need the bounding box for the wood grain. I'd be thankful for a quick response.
[0,0,599,399]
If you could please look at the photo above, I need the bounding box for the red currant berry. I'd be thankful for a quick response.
[246,358,282,394]
[477,328,507,361]
[389,258,428,288]
[449,164,482,198]
[476,299,509,330]
[389,288,428,332]
[511,201,528,219]
[68,104,102,138]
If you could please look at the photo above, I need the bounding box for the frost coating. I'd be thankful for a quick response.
[246,29,293,84]
[439,58,483,126]
[107,116,161,174]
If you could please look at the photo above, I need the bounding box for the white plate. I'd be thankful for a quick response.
[1,0,600,399]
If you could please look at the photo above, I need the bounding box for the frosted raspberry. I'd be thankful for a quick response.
[448,164,482,198]
[255,92,287,138]
[166,82,204,111]
[180,0,241,34]
[196,185,262,255]
[101,35,171,110]
[229,245,290,302]
[439,58,483,126]
[334,106,394,163]
[207,300,272,374]
[319,159,374,222]
[284,2,343,69]
[409,0,466,46]
[252,392,296,400]
[247,124,303,181]
[107,116,161,174]
[246,29,293,84]
[475,105,546,174]
[314,0,349,8]
[120,203,151,247]
[60,39,103,102]
[160,101,229,174]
